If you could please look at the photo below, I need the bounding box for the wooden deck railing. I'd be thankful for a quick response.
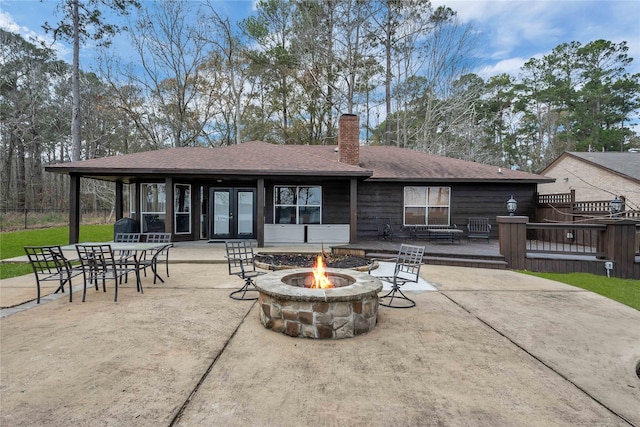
[526,223,605,256]
[498,216,639,279]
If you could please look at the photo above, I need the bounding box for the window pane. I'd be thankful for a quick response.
[142,214,166,232]
[275,187,296,205]
[176,214,190,233]
[142,184,166,212]
[299,207,320,224]
[405,207,426,225]
[298,187,321,206]
[428,207,449,225]
[175,184,191,213]
[275,206,296,224]
[428,187,450,206]
[405,186,427,205]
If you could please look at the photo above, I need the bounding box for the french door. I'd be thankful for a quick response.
[209,188,256,240]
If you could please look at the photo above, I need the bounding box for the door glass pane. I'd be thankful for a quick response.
[214,191,229,235]
[237,191,254,235]
[200,187,207,239]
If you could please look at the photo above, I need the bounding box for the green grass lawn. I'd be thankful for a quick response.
[522,271,640,311]
[0,225,113,280]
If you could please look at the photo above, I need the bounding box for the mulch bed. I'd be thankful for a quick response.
[255,253,370,269]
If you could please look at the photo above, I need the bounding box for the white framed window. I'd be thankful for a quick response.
[141,183,166,233]
[174,184,191,234]
[274,186,321,224]
[404,186,451,225]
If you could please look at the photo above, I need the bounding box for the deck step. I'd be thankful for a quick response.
[364,252,507,270]
[422,256,507,270]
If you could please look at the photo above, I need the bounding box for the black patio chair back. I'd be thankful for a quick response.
[369,243,425,308]
[225,240,265,300]
[114,233,141,243]
[24,245,83,303]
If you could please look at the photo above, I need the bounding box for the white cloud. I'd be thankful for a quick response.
[476,57,529,79]
[0,6,70,60]
[434,0,640,77]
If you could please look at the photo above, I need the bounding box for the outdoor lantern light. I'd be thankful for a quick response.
[610,196,623,217]
[506,195,517,216]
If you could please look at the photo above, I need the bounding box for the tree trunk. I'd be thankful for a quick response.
[71,0,81,161]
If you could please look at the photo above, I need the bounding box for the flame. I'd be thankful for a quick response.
[311,255,334,288]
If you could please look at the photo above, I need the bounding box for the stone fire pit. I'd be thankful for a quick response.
[255,268,383,339]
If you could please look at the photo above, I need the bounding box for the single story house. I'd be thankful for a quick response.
[46,114,553,245]
[538,151,640,211]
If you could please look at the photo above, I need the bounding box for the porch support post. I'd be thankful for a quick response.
[115,181,123,220]
[165,177,173,235]
[349,178,358,243]
[257,178,265,247]
[497,215,528,270]
[134,182,141,224]
[69,174,81,244]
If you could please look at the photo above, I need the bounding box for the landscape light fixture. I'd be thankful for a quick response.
[506,196,517,216]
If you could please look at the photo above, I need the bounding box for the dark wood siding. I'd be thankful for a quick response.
[357,181,539,240]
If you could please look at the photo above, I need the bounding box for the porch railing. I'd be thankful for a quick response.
[526,223,605,256]
[498,216,639,279]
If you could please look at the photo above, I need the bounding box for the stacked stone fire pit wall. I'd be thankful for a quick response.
[255,269,383,340]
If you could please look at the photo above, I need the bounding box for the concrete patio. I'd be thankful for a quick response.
[1,243,639,426]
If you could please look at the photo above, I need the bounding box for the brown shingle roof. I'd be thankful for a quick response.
[46,141,552,183]
[287,145,551,182]
[46,141,370,178]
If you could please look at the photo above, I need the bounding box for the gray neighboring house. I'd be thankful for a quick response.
[46,115,553,245]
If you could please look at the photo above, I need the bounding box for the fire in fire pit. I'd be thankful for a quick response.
[311,256,333,289]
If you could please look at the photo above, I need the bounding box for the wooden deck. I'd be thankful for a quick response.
[333,239,507,270]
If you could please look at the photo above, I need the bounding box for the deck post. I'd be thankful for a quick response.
[602,220,637,279]
[497,215,528,270]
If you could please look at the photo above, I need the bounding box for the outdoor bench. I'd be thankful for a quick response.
[467,217,491,242]
[410,225,462,243]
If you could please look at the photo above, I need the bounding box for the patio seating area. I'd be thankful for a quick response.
[1,243,639,426]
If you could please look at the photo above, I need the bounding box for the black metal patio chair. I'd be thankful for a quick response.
[368,243,425,308]
[75,244,141,302]
[144,233,172,282]
[24,245,84,303]
[225,240,268,300]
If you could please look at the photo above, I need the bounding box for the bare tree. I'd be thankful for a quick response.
[43,0,140,161]
[202,3,254,145]
[101,0,218,148]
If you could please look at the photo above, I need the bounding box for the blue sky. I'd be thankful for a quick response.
[1,0,639,79]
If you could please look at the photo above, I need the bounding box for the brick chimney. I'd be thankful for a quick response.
[338,114,359,166]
